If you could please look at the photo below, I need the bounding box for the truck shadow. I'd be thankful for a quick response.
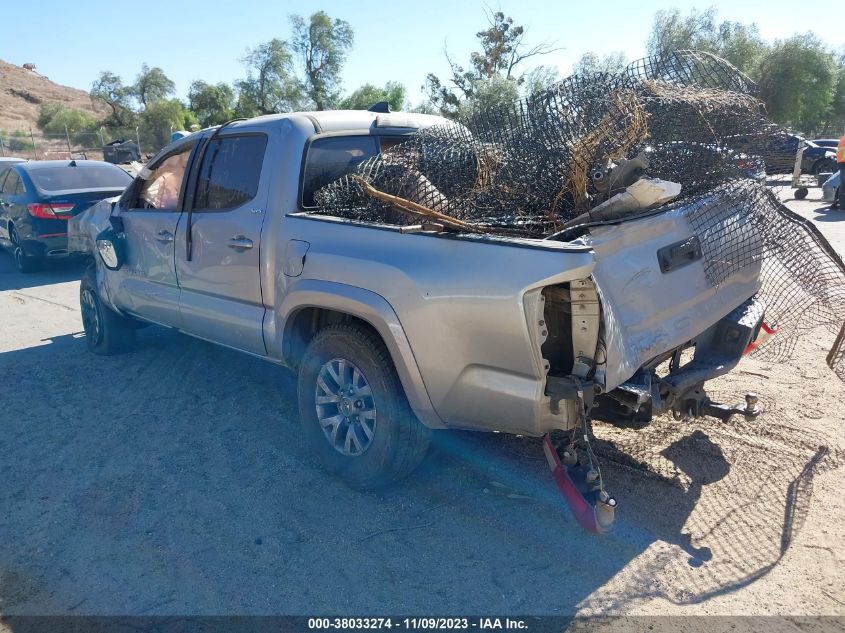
[811,205,844,221]
[0,328,839,616]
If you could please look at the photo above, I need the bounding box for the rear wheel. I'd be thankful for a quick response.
[9,226,41,273]
[297,324,431,488]
[80,266,136,355]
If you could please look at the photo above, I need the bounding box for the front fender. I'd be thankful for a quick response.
[271,278,444,429]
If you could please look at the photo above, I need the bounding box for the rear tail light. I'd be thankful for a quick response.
[744,322,778,355]
[26,203,76,219]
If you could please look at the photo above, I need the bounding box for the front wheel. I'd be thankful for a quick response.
[297,324,431,488]
[80,266,136,355]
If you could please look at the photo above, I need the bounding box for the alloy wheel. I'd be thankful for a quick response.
[314,357,377,456]
[80,288,102,345]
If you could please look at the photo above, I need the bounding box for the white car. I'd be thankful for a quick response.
[822,171,840,206]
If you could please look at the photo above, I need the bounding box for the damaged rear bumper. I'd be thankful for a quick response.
[548,294,768,425]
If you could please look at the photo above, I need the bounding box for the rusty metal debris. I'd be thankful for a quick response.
[314,50,845,380]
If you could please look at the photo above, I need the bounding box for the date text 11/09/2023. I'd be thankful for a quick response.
[307,618,528,630]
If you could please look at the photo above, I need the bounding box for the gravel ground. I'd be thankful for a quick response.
[0,188,842,619]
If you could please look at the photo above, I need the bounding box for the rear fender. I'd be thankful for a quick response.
[272,279,444,429]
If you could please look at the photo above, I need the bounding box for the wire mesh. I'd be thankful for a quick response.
[313,50,845,379]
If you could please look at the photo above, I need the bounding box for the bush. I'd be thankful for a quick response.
[8,129,35,151]
[37,103,100,136]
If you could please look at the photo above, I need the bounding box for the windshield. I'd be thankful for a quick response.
[27,163,133,192]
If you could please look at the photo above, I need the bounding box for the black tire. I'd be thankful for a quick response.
[9,226,41,273]
[297,323,431,488]
[794,187,808,200]
[80,266,136,355]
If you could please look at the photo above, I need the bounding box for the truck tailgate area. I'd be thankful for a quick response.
[582,194,763,390]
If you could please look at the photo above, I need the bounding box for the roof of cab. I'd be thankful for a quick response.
[225,109,453,134]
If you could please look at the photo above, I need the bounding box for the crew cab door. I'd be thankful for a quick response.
[109,140,195,327]
[174,132,269,354]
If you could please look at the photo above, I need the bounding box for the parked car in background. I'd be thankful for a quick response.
[0,160,132,272]
[812,139,839,150]
[773,134,837,175]
[735,133,837,175]
[822,171,841,208]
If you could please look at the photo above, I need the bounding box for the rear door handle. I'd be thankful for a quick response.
[155,229,174,243]
[227,235,253,250]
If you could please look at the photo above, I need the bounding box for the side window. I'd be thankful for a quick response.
[301,136,380,207]
[134,145,194,210]
[14,174,26,195]
[193,135,267,211]
[2,171,23,196]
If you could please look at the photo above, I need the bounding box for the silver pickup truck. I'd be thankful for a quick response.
[72,110,767,498]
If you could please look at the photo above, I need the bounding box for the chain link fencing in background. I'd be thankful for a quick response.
[0,126,173,162]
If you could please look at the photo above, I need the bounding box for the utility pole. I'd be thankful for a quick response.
[64,124,73,157]
[30,126,38,160]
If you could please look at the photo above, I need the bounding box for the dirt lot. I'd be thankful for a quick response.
[0,189,843,619]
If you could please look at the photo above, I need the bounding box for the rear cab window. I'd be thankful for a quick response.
[301,136,384,208]
[27,163,131,193]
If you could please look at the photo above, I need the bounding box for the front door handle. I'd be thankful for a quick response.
[227,235,253,251]
[155,229,174,243]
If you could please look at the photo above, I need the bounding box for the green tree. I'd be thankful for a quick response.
[573,51,628,76]
[290,11,354,110]
[759,33,837,134]
[457,75,521,120]
[522,65,560,96]
[236,38,304,115]
[339,82,406,111]
[188,80,236,127]
[90,71,135,126]
[825,51,845,134]
[132,64,176,109]
[425,9,560,116]
[646,7,768,78]
[140,99,197,151]
[37,103,99,136]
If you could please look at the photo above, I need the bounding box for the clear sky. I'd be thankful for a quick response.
[1,0,842,105]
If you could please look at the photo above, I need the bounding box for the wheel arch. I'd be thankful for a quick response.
[276,279,444,429]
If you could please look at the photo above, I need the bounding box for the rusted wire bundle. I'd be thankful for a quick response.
[313,50,845,378]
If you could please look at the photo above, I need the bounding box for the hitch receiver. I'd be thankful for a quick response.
[700,392,761,422]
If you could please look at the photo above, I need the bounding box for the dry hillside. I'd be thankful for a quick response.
[0,59,106,134]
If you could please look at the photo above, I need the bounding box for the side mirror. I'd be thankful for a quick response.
[95,227,125,271]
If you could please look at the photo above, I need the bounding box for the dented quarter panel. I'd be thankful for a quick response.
[278,215,595,435]
[584,202,763,391]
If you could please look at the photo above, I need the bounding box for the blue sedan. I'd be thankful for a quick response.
[0,160,131,272]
